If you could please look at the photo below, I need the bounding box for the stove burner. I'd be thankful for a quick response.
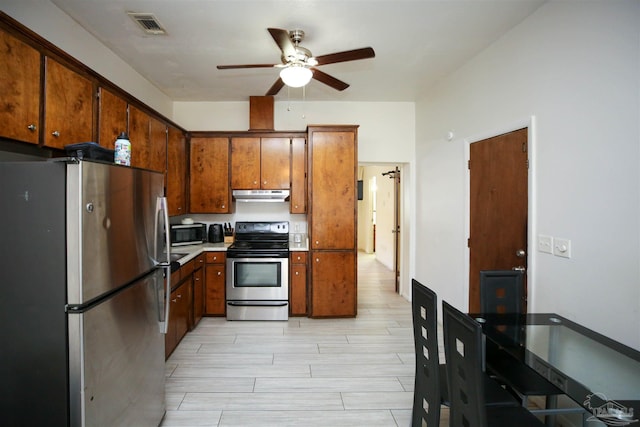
[226,221,290,258]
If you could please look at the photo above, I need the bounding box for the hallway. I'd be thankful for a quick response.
[162,252,422,426]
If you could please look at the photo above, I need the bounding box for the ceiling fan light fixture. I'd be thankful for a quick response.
[280,66,312,88]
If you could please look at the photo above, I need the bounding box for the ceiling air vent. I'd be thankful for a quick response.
[127,12,167,35]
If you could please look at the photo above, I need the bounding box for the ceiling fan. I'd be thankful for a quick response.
[216,28,375,95]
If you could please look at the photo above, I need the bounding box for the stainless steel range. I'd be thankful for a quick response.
[226,221,289,320]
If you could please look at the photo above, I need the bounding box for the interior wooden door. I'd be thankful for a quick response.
[468,128,528,312]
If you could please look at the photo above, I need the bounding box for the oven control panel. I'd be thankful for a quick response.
[235,221,289,235]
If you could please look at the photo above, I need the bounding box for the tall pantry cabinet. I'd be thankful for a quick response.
[307,126,358,317]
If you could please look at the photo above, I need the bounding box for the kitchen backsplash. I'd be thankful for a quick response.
[171,201,307,236]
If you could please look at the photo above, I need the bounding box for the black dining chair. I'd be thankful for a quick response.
[479,270,563,408]
[411,279,449,426]
[411,279,519,427]
[442,300,546,427]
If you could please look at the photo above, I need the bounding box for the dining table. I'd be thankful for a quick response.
[470,312,640,427]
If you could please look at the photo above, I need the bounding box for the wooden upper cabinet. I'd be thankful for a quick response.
[231,137,290,189]
[290,137,306,213]
[44,57,94,149]
[261,137,290,189]
[309,128,357,250]
[149,116,167,173]
[231,137,260,189]
[98,87,127,149]
[129,105,166,172]
[167,125,187,216]
[0,28,40,144]
[190,137,231,213]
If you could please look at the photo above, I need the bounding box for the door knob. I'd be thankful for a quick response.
[516,249,526,258]
[512,266,526,272]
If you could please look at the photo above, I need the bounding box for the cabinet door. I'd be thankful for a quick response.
[261,137,290,189]
[310,251,356,317]
[231,137,260,189]
[98,87,127,149]
[290,137,306,213]
[192,267,204,327]
[290,262,307,316]
[149,116,167,173]
[129,106,166,172]
[128,105,149,169]
[205,264,226,315]
[174,280,190,343]
[167,126,187,216]
[309,130,356,249]
[0,29,40,144]
[44,57,93,149]
[190,137,230,213]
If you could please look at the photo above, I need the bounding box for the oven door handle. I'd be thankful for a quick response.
[227,301,289,307]
[227,252,288,258]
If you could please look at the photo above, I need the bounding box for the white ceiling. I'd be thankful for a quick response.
[49,0,546,102]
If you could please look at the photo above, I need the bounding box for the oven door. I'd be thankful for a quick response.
[226,257,289,301]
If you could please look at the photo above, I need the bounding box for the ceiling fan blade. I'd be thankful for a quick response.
[311,68,350,91]
[217,64,277,69]
[266,78,285,96]
[268,28,296,59]
[314,47,375,66]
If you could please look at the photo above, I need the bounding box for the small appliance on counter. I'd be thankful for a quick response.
[170,222,206,246]
[208,223,224,243]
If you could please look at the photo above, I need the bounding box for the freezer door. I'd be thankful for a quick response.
[67,161,166,305]
[68,269,166,426]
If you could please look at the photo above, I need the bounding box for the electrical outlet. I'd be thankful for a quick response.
[553,238,571,258]
[537,235,553,254]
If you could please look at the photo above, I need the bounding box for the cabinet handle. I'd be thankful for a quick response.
[52,131,60,137]
[263,180,267,185]
[253,180,258,185]
[171,299,177,303]
[27,124,37,131]
[316,258,320,263]
[177,294,182,299]
[221,204,226,209]
[217,271,221,276]
[195,277,200,281]
[295,271,299,276]
[315,241,319,245]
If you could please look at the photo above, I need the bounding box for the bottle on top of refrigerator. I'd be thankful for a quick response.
[114,132,131,166]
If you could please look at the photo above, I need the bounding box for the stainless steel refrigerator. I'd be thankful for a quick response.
[0,159,170,426]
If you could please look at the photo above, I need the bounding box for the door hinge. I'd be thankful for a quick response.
[467,238,471,248]
[522,141,527,152]
[468,160,471,170]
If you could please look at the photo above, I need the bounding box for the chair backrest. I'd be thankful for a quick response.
[479,270,525,314]
[442,300,488,427]
[411,279,442,427]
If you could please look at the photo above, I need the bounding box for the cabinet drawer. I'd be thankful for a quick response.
[194,254,206,269]
[291,252,307,264]
[181,259,195,277]
[206,252,226,264]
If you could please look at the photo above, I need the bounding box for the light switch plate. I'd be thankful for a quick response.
[553,238,571,258]
[538,235,553,254]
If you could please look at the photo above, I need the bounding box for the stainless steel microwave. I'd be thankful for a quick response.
[170,223,206,246]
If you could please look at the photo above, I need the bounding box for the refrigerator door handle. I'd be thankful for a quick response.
[154,196,171,266]
[154,196,171,334]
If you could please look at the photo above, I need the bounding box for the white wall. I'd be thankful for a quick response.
[173,100,416,163]
[415,1,640,349]
[1,0,173,117]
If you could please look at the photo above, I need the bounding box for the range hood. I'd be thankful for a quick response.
[232,189,290,202]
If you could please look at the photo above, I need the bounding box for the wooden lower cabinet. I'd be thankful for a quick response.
[191,254,205,328]
[310,251,356,318]
[290,252,308,316]
[165,272,191,359]
[205,252,226,315]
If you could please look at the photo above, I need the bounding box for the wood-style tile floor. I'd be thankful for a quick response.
[162,252,449,427]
